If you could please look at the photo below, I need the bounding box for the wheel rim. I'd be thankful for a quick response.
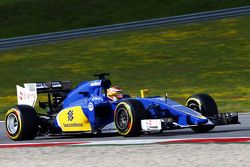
[6,113,19,135]
[116,108,129,131]
[188,101,201,113]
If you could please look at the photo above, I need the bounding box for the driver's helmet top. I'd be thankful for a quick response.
[107,86,123,101]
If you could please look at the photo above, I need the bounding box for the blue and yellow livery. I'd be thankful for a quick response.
[5,73,239,140]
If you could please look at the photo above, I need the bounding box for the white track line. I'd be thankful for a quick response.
[2,137,250,148]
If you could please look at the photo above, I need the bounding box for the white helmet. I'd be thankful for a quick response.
[107,86,123,101]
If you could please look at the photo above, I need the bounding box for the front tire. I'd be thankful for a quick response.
[5,105,38,140]
[186,94,218,133]
[114,99,147,137]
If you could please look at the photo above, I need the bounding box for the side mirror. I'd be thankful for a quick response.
[79,92,90,97]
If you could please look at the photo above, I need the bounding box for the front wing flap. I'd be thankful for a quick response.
[208,112,239,125]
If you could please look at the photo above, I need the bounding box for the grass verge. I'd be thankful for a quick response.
[1,0,250,38]
[0,15,250,119]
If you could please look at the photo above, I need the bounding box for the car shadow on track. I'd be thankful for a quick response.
[149,128,250,137]
[33,128,250,141]
[34,133,121,141]
[204,128,250,134]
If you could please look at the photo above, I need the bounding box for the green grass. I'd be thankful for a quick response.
[1,15,250,119]
[1,0,250,38]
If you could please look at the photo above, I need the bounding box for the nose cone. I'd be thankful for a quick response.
[188,115,208,125]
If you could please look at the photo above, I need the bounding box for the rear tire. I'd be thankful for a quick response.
[5,105,38,140]
[114,99,147,137]
[186,94,218,133]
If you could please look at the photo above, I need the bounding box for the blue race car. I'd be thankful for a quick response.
[5,73,239,140]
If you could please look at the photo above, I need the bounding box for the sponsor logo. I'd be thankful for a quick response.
[19,92,23,100]
[148,126,159,129]
[63,123,84,127]
[68,110,74,121]
[91,96,103,101]
[88,102,94,111]
[101,128,117,132]
[18,92,36,101]
[90,81,101,86]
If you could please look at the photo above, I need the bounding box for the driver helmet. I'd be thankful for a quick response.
[107,86,123,101]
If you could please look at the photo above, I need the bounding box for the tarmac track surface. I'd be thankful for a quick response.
[1,113,250,145]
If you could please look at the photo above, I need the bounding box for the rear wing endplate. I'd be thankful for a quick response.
[16,83,37,107]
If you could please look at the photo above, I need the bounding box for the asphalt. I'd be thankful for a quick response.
[1,113,250,144]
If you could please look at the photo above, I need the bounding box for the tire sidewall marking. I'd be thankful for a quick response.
[115,102,133,135]
[5,108,22,140]
[186,98,202,112]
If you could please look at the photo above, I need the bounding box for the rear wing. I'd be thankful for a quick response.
[16,81,72,107]
[16,83,37,107]
[36,81,72,94]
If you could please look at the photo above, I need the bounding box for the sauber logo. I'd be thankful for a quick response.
[68,110,74,121]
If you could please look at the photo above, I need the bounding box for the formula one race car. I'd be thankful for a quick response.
[5,73,239,141]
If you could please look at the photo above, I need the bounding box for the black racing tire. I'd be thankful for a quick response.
[114,99,147,137]
[186,94,218,133]
[5,105,38,141]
